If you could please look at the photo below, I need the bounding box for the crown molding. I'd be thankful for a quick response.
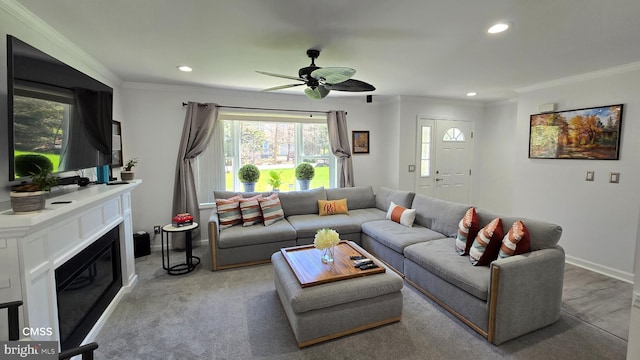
[516,61,640,94]
[0,0,122,87]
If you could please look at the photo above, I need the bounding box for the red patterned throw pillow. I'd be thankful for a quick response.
[216,195,242,229]
[455,207,480,255]
[469,218,505,266]
[239,195,263,227]
[386,201,416,227]
[498,220,531,258]
[259,193,285,226]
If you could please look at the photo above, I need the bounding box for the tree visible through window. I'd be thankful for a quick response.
[223,117,335,192]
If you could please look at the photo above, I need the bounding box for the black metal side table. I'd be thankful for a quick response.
[161,222,200,275]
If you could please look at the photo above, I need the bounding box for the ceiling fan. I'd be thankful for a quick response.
[257,49,375,100]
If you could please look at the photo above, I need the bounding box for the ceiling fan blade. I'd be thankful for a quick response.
[324,79,376,92]
[304,86,330,100]
[256,70,305,82]
[311,67,355,85]
[262,83,305,92]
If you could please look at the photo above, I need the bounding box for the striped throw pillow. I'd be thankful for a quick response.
[469,218,504,266]
[455,207,480,255]
[259,193,284,226]
[240,195,263,227]
[216,196,242,229]
[498,220,531,258]
[386,201,416,227]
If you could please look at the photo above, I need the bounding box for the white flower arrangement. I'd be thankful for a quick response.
[313,228,340,249]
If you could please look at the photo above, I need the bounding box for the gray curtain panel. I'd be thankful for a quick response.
[327,110,354,187]
[171,102,219,248]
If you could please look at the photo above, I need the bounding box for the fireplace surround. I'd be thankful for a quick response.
[0,181,140,348]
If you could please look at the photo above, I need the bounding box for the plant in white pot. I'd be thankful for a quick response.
[295,162,315,190]
[121,158,138,181]
[267,170,282,191]
[238,164,260,192]
[10,165,58,214]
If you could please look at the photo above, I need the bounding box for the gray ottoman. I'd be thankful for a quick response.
[272,243,403,347]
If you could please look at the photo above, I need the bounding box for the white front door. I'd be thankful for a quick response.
[415,118,473,203]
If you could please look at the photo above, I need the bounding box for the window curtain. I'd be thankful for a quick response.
[172,102,219,248]
[327,110,354,187]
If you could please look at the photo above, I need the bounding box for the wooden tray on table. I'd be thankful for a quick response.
[280,241,385,288]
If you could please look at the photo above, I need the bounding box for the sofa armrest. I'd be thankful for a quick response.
[208,212,220,270]
[488,246,565,345]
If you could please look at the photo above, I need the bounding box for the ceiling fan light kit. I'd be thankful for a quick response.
[257,49,375,100]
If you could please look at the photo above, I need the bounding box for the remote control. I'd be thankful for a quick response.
[350,255,366,260]
[353,259,372,267]
[359,263,379,270]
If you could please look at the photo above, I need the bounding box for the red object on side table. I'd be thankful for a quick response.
[172,213,193,227]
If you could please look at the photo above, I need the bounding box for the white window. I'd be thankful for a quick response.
[443,127,465,142]
[419,125,432,177]
[196,111,336,203]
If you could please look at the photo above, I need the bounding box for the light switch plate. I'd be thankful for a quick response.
[609,172,620,183]
[408,165,415,172]
[585,171,594,181]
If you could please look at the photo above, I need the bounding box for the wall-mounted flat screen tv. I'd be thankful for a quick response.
[6,35,113,181]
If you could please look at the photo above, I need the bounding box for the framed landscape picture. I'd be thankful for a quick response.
[529,104,623,160]
[352,130,370,154]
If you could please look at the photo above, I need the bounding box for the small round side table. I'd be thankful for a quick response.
[161,222,200,275]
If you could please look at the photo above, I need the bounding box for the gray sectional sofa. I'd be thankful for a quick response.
[207,186,564,345]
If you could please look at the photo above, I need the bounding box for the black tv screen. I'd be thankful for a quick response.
[7,35,113,181]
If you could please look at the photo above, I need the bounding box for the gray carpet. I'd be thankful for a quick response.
[94,245,628,359]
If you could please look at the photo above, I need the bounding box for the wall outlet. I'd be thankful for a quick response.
[154,226,161,234]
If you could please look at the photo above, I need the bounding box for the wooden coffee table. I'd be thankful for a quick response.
[280,241,385,287]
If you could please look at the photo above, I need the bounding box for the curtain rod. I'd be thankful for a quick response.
[181,102,331,115]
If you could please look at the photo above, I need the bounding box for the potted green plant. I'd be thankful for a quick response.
[10,165,58,213]
[238,164,260,192]
[295,163,315,190]
[267,170,282,191]
[121,158,138,181]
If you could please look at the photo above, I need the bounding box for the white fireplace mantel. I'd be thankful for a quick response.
[0,181,140,345]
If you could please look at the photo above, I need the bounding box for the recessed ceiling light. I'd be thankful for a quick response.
[177,66,193,72]
[487,23,509,34]
[466,92,478,97]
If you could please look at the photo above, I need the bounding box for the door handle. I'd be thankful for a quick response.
[435,178,444,182]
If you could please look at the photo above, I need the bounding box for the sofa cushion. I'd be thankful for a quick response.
[498,220,531,259]
[411,194,470,238]
[476,209,562,251]
[287,214,362,238]
[361,220,445,254]
[216,196,242,229]
[347,208,387,224]
[469,218,504,266]
[218,218,296,248]
[278,187,326,216]
[326,186,376,210]
[318,199,349,216]
[375,186,415,211]
[259,193,285,226]
[404,238,491,301]
[455,207,480,255]
[239,195,263,226]
[386,201,416,227]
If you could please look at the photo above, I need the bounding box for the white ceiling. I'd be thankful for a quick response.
[14,0,640,102]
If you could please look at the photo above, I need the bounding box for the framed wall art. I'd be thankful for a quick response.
[112,120,123,167]
[352,130,370,154]
[529,104,623,160]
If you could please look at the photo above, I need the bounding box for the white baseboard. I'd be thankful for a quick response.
[566,255,634,284]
